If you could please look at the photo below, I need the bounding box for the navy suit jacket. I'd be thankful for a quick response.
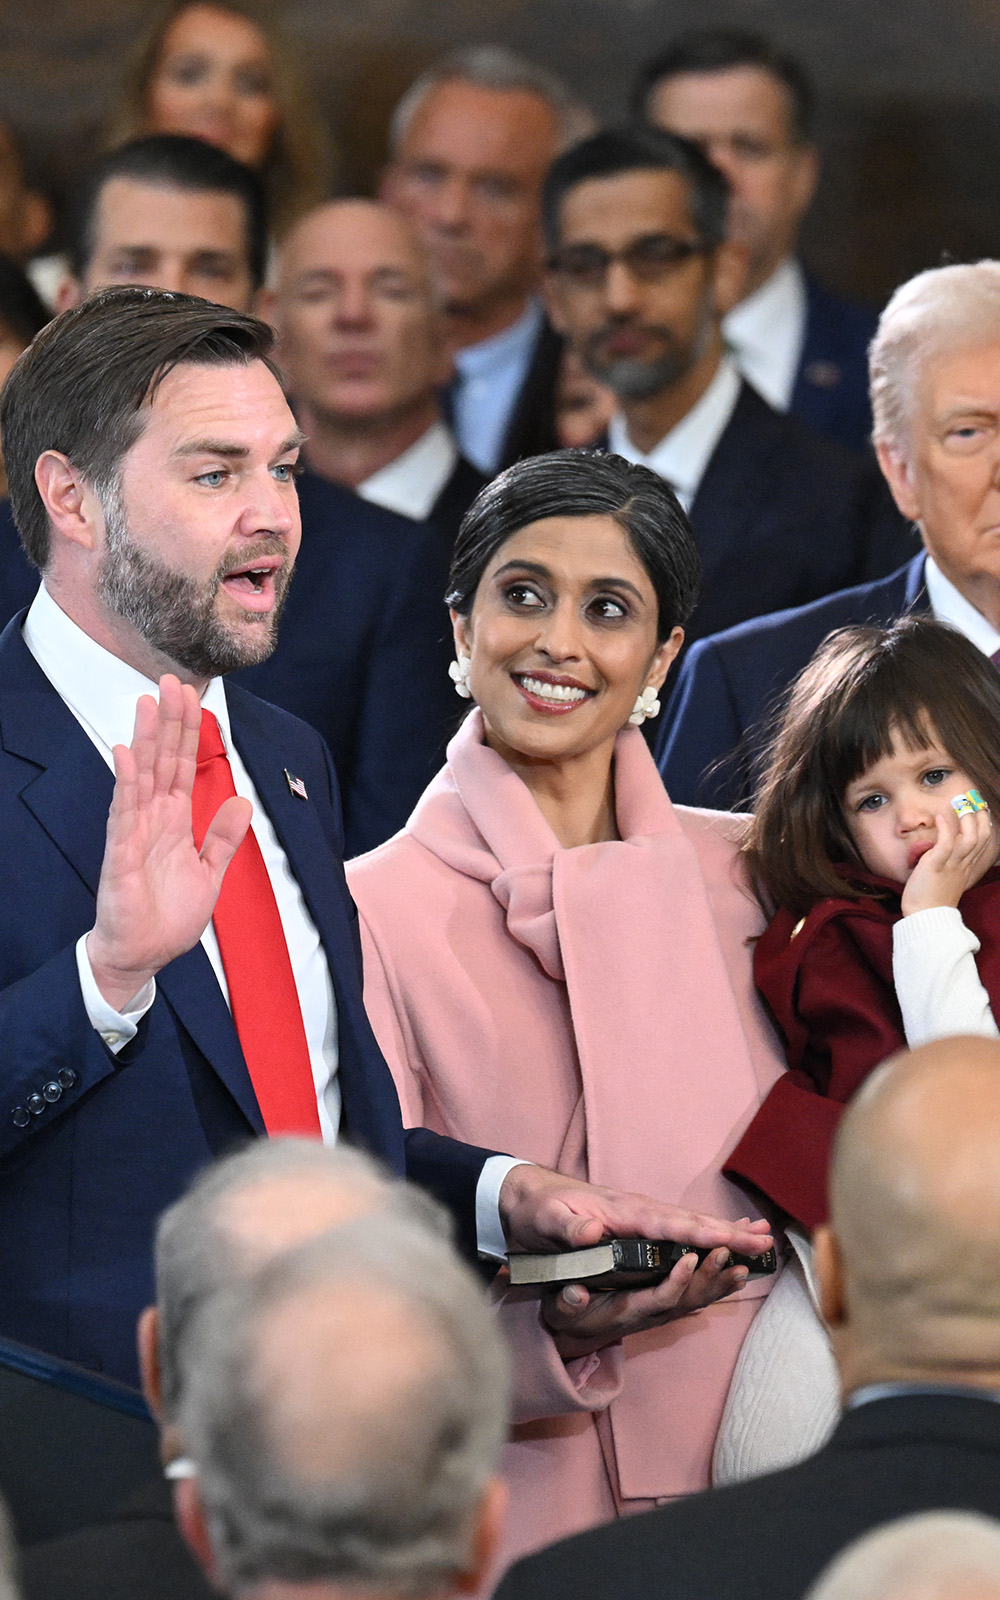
[656,554,927,809]
[494,1393,1000,1600]
[790,272,880,456]
[0,618,490,1385]
[236,462,484,857]
[677,381,916,652]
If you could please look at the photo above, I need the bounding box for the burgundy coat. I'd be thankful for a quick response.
[726,867,1000,1229]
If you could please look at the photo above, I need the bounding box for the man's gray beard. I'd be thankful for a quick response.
[95,481,291,680]
[582,300,717,403]
[586,349,690,401]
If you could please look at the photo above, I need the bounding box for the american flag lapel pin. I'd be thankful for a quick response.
[284,769,309,800]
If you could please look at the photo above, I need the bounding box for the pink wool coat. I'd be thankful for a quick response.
[347,711,786,1576]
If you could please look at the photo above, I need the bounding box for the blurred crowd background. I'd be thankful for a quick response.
[4,0,1000,304]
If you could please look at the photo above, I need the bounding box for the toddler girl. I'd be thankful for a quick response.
[712,615,1000,1486]
[727,615,1000,1232]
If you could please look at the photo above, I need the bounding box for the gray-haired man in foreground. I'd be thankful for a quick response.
[174,1216,509,1600]
[21,1142,451,1600]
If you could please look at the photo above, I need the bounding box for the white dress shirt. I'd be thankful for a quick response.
[22,584,516,1252]
[884,556,1000,1047]
[724,257,807,414]
[607,356,741,509]
[357,421,458,521]
[453,298,545,475]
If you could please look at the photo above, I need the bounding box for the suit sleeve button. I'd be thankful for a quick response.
[11,1107,29,1128]
[26,1094,45,1116]
[42,1082,62,1103]
[57,1069,77,1089]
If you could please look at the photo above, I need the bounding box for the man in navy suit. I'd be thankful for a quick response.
[241,199,485,855]
[658,259,1000,809]
[634,28,877,457]
[543,125,914,654]
[0,288,769,1387]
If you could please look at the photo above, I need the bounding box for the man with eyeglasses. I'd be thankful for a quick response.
[543,125,912,653]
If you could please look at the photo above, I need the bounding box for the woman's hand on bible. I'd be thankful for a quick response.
[541,1247,751,1360]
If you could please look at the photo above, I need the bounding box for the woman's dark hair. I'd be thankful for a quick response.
[744,616,1000,918]
[446,449,701,642]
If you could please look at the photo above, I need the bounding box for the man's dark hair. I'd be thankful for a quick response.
[447,448,700,642]
[630,28,815,145]
[1,286,280,568]
[542,124,728,256]
[0,256,48,348]
[69,134,268,290]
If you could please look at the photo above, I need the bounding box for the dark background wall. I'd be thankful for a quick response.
[3,0,1000,306]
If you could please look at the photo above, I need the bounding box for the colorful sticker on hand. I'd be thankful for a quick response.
[951,788,988,818]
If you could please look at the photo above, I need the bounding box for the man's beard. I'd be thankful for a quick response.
[580,295,717,402]
[96,482,293,680]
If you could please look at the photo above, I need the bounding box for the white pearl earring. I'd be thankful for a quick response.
[628,685,661,725]
[448,656,473,699]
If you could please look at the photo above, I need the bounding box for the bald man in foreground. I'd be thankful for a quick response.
[238,199,485,854]
[496,1038,1000,1600]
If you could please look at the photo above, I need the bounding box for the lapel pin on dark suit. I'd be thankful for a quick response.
[803,359,842,389]
[284,769,309,800]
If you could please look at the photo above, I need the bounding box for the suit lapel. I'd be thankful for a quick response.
[688,382,778,584]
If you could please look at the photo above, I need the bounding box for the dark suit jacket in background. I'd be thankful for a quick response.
[20,1477,211,1600]
[0,498,38,628]
[494,1393,1000,1600]
[236,461,484,857]
[0,620,491,1386]
[790,273,880,457]
[497,316,563,470]
[656,554,926,809]
[679,381,915,652]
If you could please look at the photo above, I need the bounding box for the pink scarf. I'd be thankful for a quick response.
[409,712,775,1496]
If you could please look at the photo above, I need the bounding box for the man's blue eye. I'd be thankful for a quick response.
[198,470,226,487]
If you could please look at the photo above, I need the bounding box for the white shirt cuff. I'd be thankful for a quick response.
[476,1155,530,1260]
[75,934,156,1055]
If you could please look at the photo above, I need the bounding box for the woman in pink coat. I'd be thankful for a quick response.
[347,451,787,1581]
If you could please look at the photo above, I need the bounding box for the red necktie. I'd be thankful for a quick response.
[190,710,321,1137]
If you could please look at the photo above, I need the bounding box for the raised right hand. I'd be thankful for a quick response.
[86,675,251,1011]
[901,799,996,917]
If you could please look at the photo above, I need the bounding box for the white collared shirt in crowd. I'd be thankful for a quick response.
[724,257,807,414]
[452,297,545,475]
[607,355,742,509]
[357,420,458,521]
[22,583,517,1253]
[925,556,1000,658]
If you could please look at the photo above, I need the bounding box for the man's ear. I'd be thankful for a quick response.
[711,239,750,318]
[455,1476,507,1595]
[875,439,920,523]
[813,1223,846,1329]
[790,143,820,224]
[174,1475,223,1589]
[543,273,570,338]
[55,276,82,314]
[256,285,279,336]
[34,450,102,552]
[137,1305,163,1423]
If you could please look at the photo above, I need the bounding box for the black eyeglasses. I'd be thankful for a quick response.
[547,234,712,289]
